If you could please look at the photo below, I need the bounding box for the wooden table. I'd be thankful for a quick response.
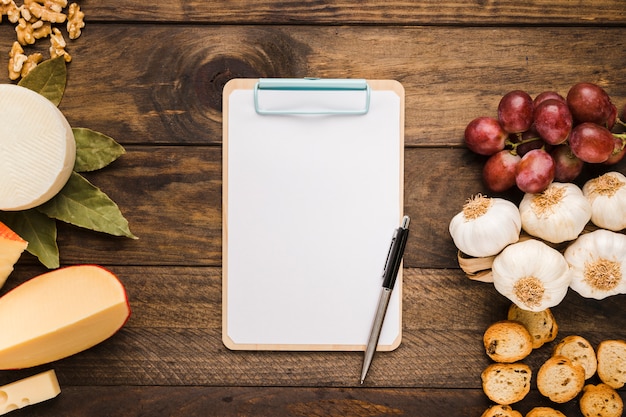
[1,1,626,416]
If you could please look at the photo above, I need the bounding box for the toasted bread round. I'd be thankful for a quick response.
[537,355,585,403]
[507,304,558,349]
[481,362,532,405]
[579,383,623,417]
[481,404,523,417]
[525,407,567,417]
[483,320,533,363]
[597,339,626,389]
[553,335,597,380]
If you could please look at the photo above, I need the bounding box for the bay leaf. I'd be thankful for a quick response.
[74,128,126,172]
[0,209,59,269]
[37,172,137,239]
[17,57,66,106]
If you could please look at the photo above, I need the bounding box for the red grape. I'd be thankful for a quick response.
[534,91,566,107]
[568,122,615,163]
[551,144,584,182]
[566,82,613,125]
[483,150,521,192]
[604,135,626,165]
[498,90,534,133]
[607,103,617,130]
[533,99,573,145]
[464,116,508,155]
[515,149,555,193]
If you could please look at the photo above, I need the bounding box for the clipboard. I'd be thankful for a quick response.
[222,78,405,351]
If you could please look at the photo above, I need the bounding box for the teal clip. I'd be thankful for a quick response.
[254,78,371,115]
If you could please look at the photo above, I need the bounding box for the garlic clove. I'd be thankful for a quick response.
[449,194,521,258]
[564,229,626,300]
[492,239,572,312]
[519,182,591,244]
[583,171,626,232]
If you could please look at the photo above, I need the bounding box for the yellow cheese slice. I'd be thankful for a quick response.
[0,370,60,415]
[0,84,75,211]
[0,265,130,369]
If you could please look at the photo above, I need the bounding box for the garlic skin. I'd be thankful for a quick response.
[492,239,572,312]
[519,182,591,244]
[449,194,521,258]
[583,171,626,232]
[564,229,626,300]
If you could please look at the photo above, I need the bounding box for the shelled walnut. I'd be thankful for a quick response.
[0,0,84,80]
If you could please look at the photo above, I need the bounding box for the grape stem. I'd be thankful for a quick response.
[505,134,543,156]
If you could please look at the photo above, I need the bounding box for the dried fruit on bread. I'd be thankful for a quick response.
[596,339,626,389]
[483,320,533,363]
[579,383,623,417]
[553,335,597,380]
[481,362,532,405]
[537,355,585,403]
[507,304,558,349]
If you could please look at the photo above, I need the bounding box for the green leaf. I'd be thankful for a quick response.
[73,128,126,172]
[17,57,67,106]
[0,210,59,269]
[37,172,137,239]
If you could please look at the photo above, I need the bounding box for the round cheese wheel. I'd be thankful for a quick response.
[0,84,75,211]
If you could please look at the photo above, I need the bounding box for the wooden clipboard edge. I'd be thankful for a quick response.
[221,78,405,352]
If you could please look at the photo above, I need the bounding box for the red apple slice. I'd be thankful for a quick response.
[0,265,130,369]
[0,221,28,289]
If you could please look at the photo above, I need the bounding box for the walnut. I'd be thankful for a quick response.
[66,3,83,39]
[7,41,27,80]
[0,0,19,24]
[20,52,43,77]
[15,18,36,45]
[28,1,66,23]
[49,27,71,62]
[33,20,51,39]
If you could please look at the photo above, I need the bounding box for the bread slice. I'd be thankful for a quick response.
[483,320,533,363]
[480,404,522,417]
[597,339,626,389]
[481,362,532,405]
[537,355,585,403]
[553,335,597,380]
[507,304,558,349]
[525,407,567,417]
[579,383,623,417]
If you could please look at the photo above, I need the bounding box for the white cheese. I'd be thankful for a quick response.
[0,370,60,415]
[0,84,75,211]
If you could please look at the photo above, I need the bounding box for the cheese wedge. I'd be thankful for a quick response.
[0,222,28,290]
[0,265,130,369]
[0,370,60,415]
[0,84,75,211]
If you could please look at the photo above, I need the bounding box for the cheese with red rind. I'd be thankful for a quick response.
[0,265,130,369]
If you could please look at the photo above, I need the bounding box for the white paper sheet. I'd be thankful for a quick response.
[223,80,403,350]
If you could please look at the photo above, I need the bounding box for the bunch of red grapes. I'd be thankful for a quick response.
[464,82,626,194]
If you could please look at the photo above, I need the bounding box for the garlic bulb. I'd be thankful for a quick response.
[519,182,591,244]
[449,194,521,258]
[564,229,626,300]
[583,171,626,231]
[492,239,572,312]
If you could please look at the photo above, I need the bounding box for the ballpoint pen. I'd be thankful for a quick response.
[360,215,410,384]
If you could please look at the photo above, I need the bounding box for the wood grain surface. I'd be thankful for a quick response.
[0,1,625,416]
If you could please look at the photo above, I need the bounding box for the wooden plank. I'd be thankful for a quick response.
[1,26,625,147]
[2,266,625,395]
[14,386,590,417]
[75,1,626,25]
[13,146,622,269]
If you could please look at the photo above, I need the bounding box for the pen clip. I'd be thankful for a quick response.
[381,230,398,279]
